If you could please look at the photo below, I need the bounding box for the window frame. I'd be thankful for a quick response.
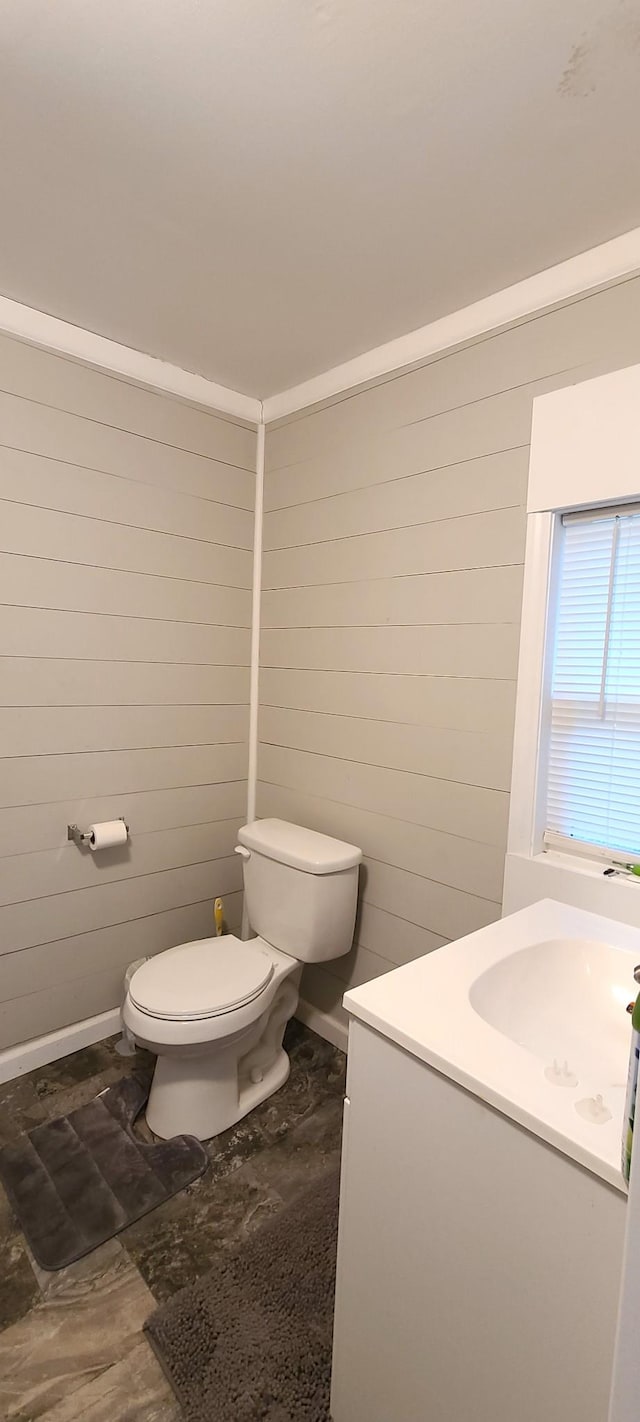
[503,360,640,928]
[507,507,559,864]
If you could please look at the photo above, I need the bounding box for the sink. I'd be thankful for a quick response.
[469,936,634,1085]
[344,898,640,1189]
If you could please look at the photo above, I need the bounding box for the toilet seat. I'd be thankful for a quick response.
[129,936,275,1021]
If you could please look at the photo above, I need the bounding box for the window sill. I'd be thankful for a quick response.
[503,849,640,935]
[538,848,633,880]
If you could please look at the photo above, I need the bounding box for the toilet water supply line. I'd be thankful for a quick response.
[242,411,266,937]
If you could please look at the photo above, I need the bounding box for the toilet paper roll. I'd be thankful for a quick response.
[88,819,128,851]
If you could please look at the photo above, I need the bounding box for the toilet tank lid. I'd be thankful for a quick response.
[238,819,362,874]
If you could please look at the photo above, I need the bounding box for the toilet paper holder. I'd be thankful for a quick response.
[67,817,129,848]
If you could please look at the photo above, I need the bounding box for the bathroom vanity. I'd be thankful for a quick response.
[331,899,637,1422]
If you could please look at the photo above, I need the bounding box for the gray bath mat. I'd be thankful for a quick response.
[0,1074,208,1270]
[145,1165,340,1422]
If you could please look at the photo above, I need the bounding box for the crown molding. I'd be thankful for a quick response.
[262,227,640,423]
[0,293,261,424]
[3,226,640,427]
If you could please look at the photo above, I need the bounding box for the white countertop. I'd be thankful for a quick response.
[344,898,640,1191]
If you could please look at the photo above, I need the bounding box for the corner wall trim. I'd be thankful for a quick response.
[0,294,261,424]
[262,226,640,422]
[0,1008,122,1086]
[246,416,265,830]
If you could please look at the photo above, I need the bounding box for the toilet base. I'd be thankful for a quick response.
[146,1043,291,1141]
[144,974,300,1140]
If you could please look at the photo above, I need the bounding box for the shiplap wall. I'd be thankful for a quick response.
[258,274,640,1039]
[0,334,256,1050]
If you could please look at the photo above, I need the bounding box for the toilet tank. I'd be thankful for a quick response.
[236,819,362,962]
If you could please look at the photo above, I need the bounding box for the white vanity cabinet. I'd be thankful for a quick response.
[331,1016,626,1422]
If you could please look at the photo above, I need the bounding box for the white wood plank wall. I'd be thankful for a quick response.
[0,334,256,1049]
[258,275,640,1037]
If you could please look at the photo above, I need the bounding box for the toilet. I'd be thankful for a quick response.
[123,818,361,1140]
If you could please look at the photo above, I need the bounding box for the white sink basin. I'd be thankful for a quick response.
[344,899,640,1189]
[470,936,634,1085]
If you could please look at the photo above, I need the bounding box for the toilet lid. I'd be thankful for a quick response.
[129,936,275,1021]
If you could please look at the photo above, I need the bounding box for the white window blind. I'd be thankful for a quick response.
[545,504,640,862]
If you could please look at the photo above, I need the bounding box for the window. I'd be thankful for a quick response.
[544,504,640,863]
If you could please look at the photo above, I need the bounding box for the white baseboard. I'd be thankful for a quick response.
[0,998,348,1088]
[295,998,349,1054]
[0,1008,122,1086]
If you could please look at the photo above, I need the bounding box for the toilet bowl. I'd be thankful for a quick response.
[123,818,361,1140]
[124,934,301,1140]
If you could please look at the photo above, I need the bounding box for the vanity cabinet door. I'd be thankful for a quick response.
[331,1018,625,1422]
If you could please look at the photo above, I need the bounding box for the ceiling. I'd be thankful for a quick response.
[1,0,639,399]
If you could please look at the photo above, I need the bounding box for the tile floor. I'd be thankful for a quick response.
[0,1020,346,1421]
